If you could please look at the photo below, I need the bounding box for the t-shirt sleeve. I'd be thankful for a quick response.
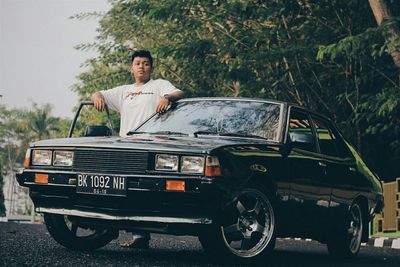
[158,79,181,97]
[100,86,125,112]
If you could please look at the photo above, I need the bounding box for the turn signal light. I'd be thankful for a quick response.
[166,180,185,191]
[205,166,222,177]
[24,149,31,168]
[35,174,49,184]
[205,156,222,177]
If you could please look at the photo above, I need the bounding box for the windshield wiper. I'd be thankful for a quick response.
[150,131,188,136]
[193,131,267,140]
[218,132,268,140]
[127,130,188,136]
[193,131,219,137]
[126,131,149,136]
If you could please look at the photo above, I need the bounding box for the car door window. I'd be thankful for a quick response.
[288,110,317,152]
[330,128,353,158]
[312,117,350,158]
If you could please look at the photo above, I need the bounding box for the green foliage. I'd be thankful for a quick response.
[0,103,72,216]
[0,103,71,215]
[317,28,383,61]
[0,103,70,169]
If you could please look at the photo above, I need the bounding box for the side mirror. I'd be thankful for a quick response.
[84,125,112,137]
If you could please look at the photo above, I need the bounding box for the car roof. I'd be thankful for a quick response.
[178,97,286,105]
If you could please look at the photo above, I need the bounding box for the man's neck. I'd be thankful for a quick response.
[135,78,151,86]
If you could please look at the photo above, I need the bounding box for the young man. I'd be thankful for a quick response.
[91,50,184,248]
[92,50,184,136]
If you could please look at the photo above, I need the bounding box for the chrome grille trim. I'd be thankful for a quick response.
[72,149,148,174]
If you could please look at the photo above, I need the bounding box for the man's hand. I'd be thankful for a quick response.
[156,91,184,113]
[156,96,170,113]
[91,92,106,112]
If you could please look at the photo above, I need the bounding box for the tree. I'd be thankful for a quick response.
[23,103,61,139]
[317,0,400,179]
[0,105,26,216]
[0,103,70,216]
[368,0,400,67]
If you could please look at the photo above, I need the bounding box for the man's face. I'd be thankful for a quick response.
[131,56,152,82]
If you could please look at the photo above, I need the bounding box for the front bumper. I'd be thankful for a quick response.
[16,169,223,233]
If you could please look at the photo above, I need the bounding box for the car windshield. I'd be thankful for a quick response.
[135,99,283,142]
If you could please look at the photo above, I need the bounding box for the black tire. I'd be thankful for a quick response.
[44,213,118,251]
[327,202,364,258]
[199,185,276,261]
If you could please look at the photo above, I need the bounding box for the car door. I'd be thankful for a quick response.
[309,115,357,227]
[285,108,331,233]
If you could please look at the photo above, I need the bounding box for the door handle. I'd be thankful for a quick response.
[318,162,327,167]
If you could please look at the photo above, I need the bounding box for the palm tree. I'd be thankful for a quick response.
[16,103,61,149]
[28,103,60,141]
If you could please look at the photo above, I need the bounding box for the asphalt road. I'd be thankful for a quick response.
[1,222,399,267]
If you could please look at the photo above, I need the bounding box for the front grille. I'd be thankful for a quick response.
[72,149,148,174]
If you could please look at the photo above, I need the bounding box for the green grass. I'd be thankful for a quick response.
[372,231,400,238]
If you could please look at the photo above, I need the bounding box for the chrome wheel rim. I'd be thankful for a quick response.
[348,204,363,253]
[221,189,275,258]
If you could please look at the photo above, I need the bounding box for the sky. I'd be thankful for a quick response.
[0,0,111,118]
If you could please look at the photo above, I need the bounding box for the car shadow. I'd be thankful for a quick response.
[70,244,394,267]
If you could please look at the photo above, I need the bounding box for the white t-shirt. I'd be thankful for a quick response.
[100,79,180,136]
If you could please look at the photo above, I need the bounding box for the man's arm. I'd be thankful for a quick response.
[91,92,106,112]
[156,90,184,113]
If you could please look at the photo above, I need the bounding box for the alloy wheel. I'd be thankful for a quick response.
[347,204,363,254]
[221,188,275,258]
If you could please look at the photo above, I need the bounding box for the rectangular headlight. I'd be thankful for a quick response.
[155,154,178,171]
[32,150,52,166]
[181,156,204,174]
[53,151,74,166]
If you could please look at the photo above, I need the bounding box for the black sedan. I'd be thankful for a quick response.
[16,98,383,261]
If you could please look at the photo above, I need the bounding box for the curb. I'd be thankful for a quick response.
[363,237,400,249]
[280,237,400,249]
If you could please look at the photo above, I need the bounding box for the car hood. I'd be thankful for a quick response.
[30,134,275,154]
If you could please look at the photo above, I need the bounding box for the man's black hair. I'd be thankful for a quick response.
[131,50,153,66]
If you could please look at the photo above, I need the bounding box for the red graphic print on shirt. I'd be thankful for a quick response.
[125,91,154,100]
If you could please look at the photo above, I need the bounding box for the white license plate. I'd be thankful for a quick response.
[76,174,127,196]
